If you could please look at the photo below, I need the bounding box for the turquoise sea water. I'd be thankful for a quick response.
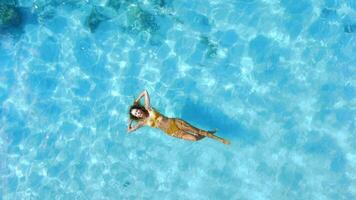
[1,0,355,199]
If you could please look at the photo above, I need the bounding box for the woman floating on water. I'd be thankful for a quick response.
[127,90,230,145]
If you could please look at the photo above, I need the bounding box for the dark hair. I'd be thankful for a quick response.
[129,102,149,121]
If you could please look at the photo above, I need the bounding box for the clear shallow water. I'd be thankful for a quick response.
[0,0,355,199]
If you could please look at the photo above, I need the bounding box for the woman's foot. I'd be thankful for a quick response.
[221,139,230,145]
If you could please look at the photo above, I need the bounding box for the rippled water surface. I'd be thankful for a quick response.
[1,0,355,199]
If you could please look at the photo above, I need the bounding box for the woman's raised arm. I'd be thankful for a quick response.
[127,120,145,133]
[134,90,151,110]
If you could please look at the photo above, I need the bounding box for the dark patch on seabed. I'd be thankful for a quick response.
[83,0,165,45]
[200,35,218,58]
[344,24,356,33]
[123,181,130,187]
[85,6,112,33]
[181,98,261,145]
[107,0,121,10]
[125,4,159,34]
[0,0,38,36]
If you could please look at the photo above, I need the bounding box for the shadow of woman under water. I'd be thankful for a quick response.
[181,98,262,146]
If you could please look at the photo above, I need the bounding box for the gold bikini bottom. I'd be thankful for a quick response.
[164,119,181,136]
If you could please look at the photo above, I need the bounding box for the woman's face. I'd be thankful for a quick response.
[131,108,144,118]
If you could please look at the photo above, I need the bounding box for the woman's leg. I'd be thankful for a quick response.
[174,119,230,145]
[171,130,204,141]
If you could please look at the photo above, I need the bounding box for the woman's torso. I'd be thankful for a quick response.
[145,108,178,134]
[145,108,166,127]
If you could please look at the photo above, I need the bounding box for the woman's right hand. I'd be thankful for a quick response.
[127,126,133,132]
[127,119,133,132]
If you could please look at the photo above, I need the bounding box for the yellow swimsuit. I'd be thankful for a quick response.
[146,108,161,128]
[146,108,180,136]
